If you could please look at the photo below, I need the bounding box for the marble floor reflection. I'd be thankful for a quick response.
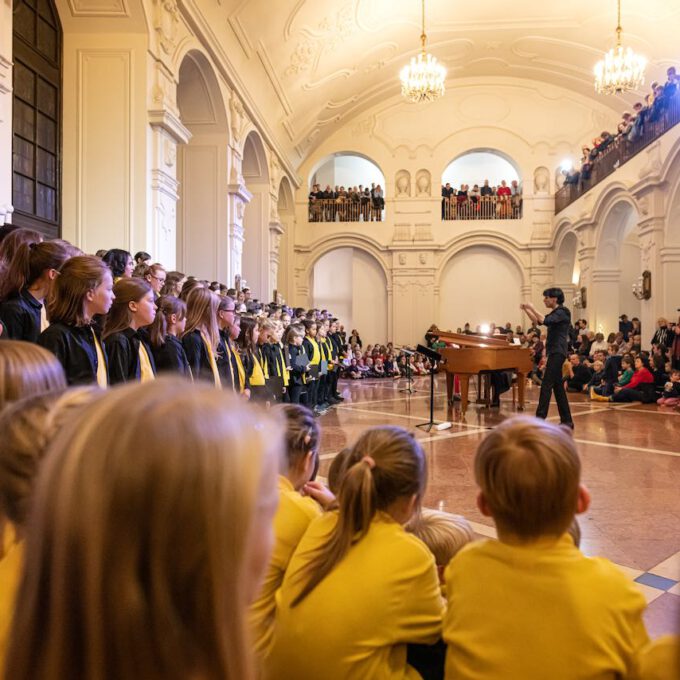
[317,375,680,639]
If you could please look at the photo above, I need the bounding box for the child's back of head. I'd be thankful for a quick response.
[406,508,475,577]
[474,415,580,541]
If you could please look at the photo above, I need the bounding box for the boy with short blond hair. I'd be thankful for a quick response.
[443,416,648,680]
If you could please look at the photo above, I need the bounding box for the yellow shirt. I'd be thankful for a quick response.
[306,336,321,365]
[636,636,680,680]
[250,476,321,655]
[266,512,443,680]
[443,535,649,680]
[0,524,23,675]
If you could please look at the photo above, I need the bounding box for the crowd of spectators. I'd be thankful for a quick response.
[308,183,385,222]
[0,220,677,679]
[441,179,522,219]
[432,314,680,410]
[563,66,680,189]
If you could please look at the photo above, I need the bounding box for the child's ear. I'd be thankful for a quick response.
[576,484,591,515]
[476,491,492,517]
[169,313,177,324]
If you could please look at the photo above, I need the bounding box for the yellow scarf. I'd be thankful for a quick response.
[91,329,108,388]
[138,343,155,382]
[232,347,246,393]
[201,332,222,388]
[250,352,266,386]
[306,336,321,365]
[277,344,290,386]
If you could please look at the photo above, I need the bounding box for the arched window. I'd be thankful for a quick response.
[308,153,385,223]
[441,150,522,221]
[12,0,62,238]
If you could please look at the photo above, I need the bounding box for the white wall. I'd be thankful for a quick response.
[442,151,520,189]
[312,247,387,343]
[439,246,523,330]
[312,155,385,193]
[619,239,641,321]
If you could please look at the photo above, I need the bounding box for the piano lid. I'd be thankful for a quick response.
[434,330,511,348]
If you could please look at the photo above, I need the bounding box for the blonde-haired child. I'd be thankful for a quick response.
[0,386,99,671]
[443,416,648,679]
[250,404,333,657]
[266,426,443,680]
[5,379,281,680]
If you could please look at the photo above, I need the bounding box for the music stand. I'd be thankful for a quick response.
[415,344,443,432]
[398,347,417,394]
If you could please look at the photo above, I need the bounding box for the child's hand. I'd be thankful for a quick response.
[302,481,336,509]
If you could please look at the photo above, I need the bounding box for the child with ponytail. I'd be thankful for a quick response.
[266,426,443,680]
[181,288,221,386]
[250,404,334,656]
[102,278,157,384]
[302,319,323,414]
[0,241,70,342]
[38,256,114,387]
[149,295,190,377]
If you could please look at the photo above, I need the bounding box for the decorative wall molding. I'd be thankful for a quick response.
[66,0,129,17]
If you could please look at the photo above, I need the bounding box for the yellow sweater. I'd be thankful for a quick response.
[0,524,23,676]
[250,476,320,655]
[636,636,680,680]
[266,512,443,680]
[443,534,649,680]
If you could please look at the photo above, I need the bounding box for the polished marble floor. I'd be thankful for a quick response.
[317,376,680,639]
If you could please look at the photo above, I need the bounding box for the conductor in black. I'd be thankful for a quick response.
[520,288,574,429]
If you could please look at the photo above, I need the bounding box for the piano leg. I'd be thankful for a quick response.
[460,375,470,417]
[517,371,526,411]
[446,371,454,404]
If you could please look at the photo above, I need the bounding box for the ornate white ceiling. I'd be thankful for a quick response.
[223,0,680,161]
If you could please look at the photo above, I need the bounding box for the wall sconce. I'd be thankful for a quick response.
[632,271,652,300]
[573,286,587,309]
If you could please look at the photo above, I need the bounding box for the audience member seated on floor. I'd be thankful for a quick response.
[347,358,362,380]
[589,333,609,355]
[0,386,98,671]
[265,426,443,680]
[250,404,334,658]
[564,354,593,393]
[657,369,680,407]
[0,340,66,412]
[592,356,655,403]
[585,360,605,392]
[373,358,386,378]
[405,509,476,680]
[4,380,281,680]
[443,416,649,680]
[384,353,401,378]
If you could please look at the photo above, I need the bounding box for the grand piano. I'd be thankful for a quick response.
[435,331,533,417]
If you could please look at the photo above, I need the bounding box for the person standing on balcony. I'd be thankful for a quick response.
[372,184,384,221]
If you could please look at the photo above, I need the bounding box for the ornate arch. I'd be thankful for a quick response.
[298,232,390,287]
[435,231,529,289]
[306,150,386,190]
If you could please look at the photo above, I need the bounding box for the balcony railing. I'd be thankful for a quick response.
[555,94,680,214]
[308,199,384,222]
[442,195,522,220]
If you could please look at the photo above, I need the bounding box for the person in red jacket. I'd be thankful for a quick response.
[609,356,655,402]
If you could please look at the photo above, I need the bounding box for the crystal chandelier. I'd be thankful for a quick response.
[400,0,446,103]
[594,0,646,95]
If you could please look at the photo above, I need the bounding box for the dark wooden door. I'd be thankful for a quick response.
[12,0,62,238]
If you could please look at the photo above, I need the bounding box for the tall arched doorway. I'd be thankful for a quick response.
[176,50,229,281]
[311,247,388,344]
[242,131,270,299]
[12,0,62,237]
[439,246,524,330]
